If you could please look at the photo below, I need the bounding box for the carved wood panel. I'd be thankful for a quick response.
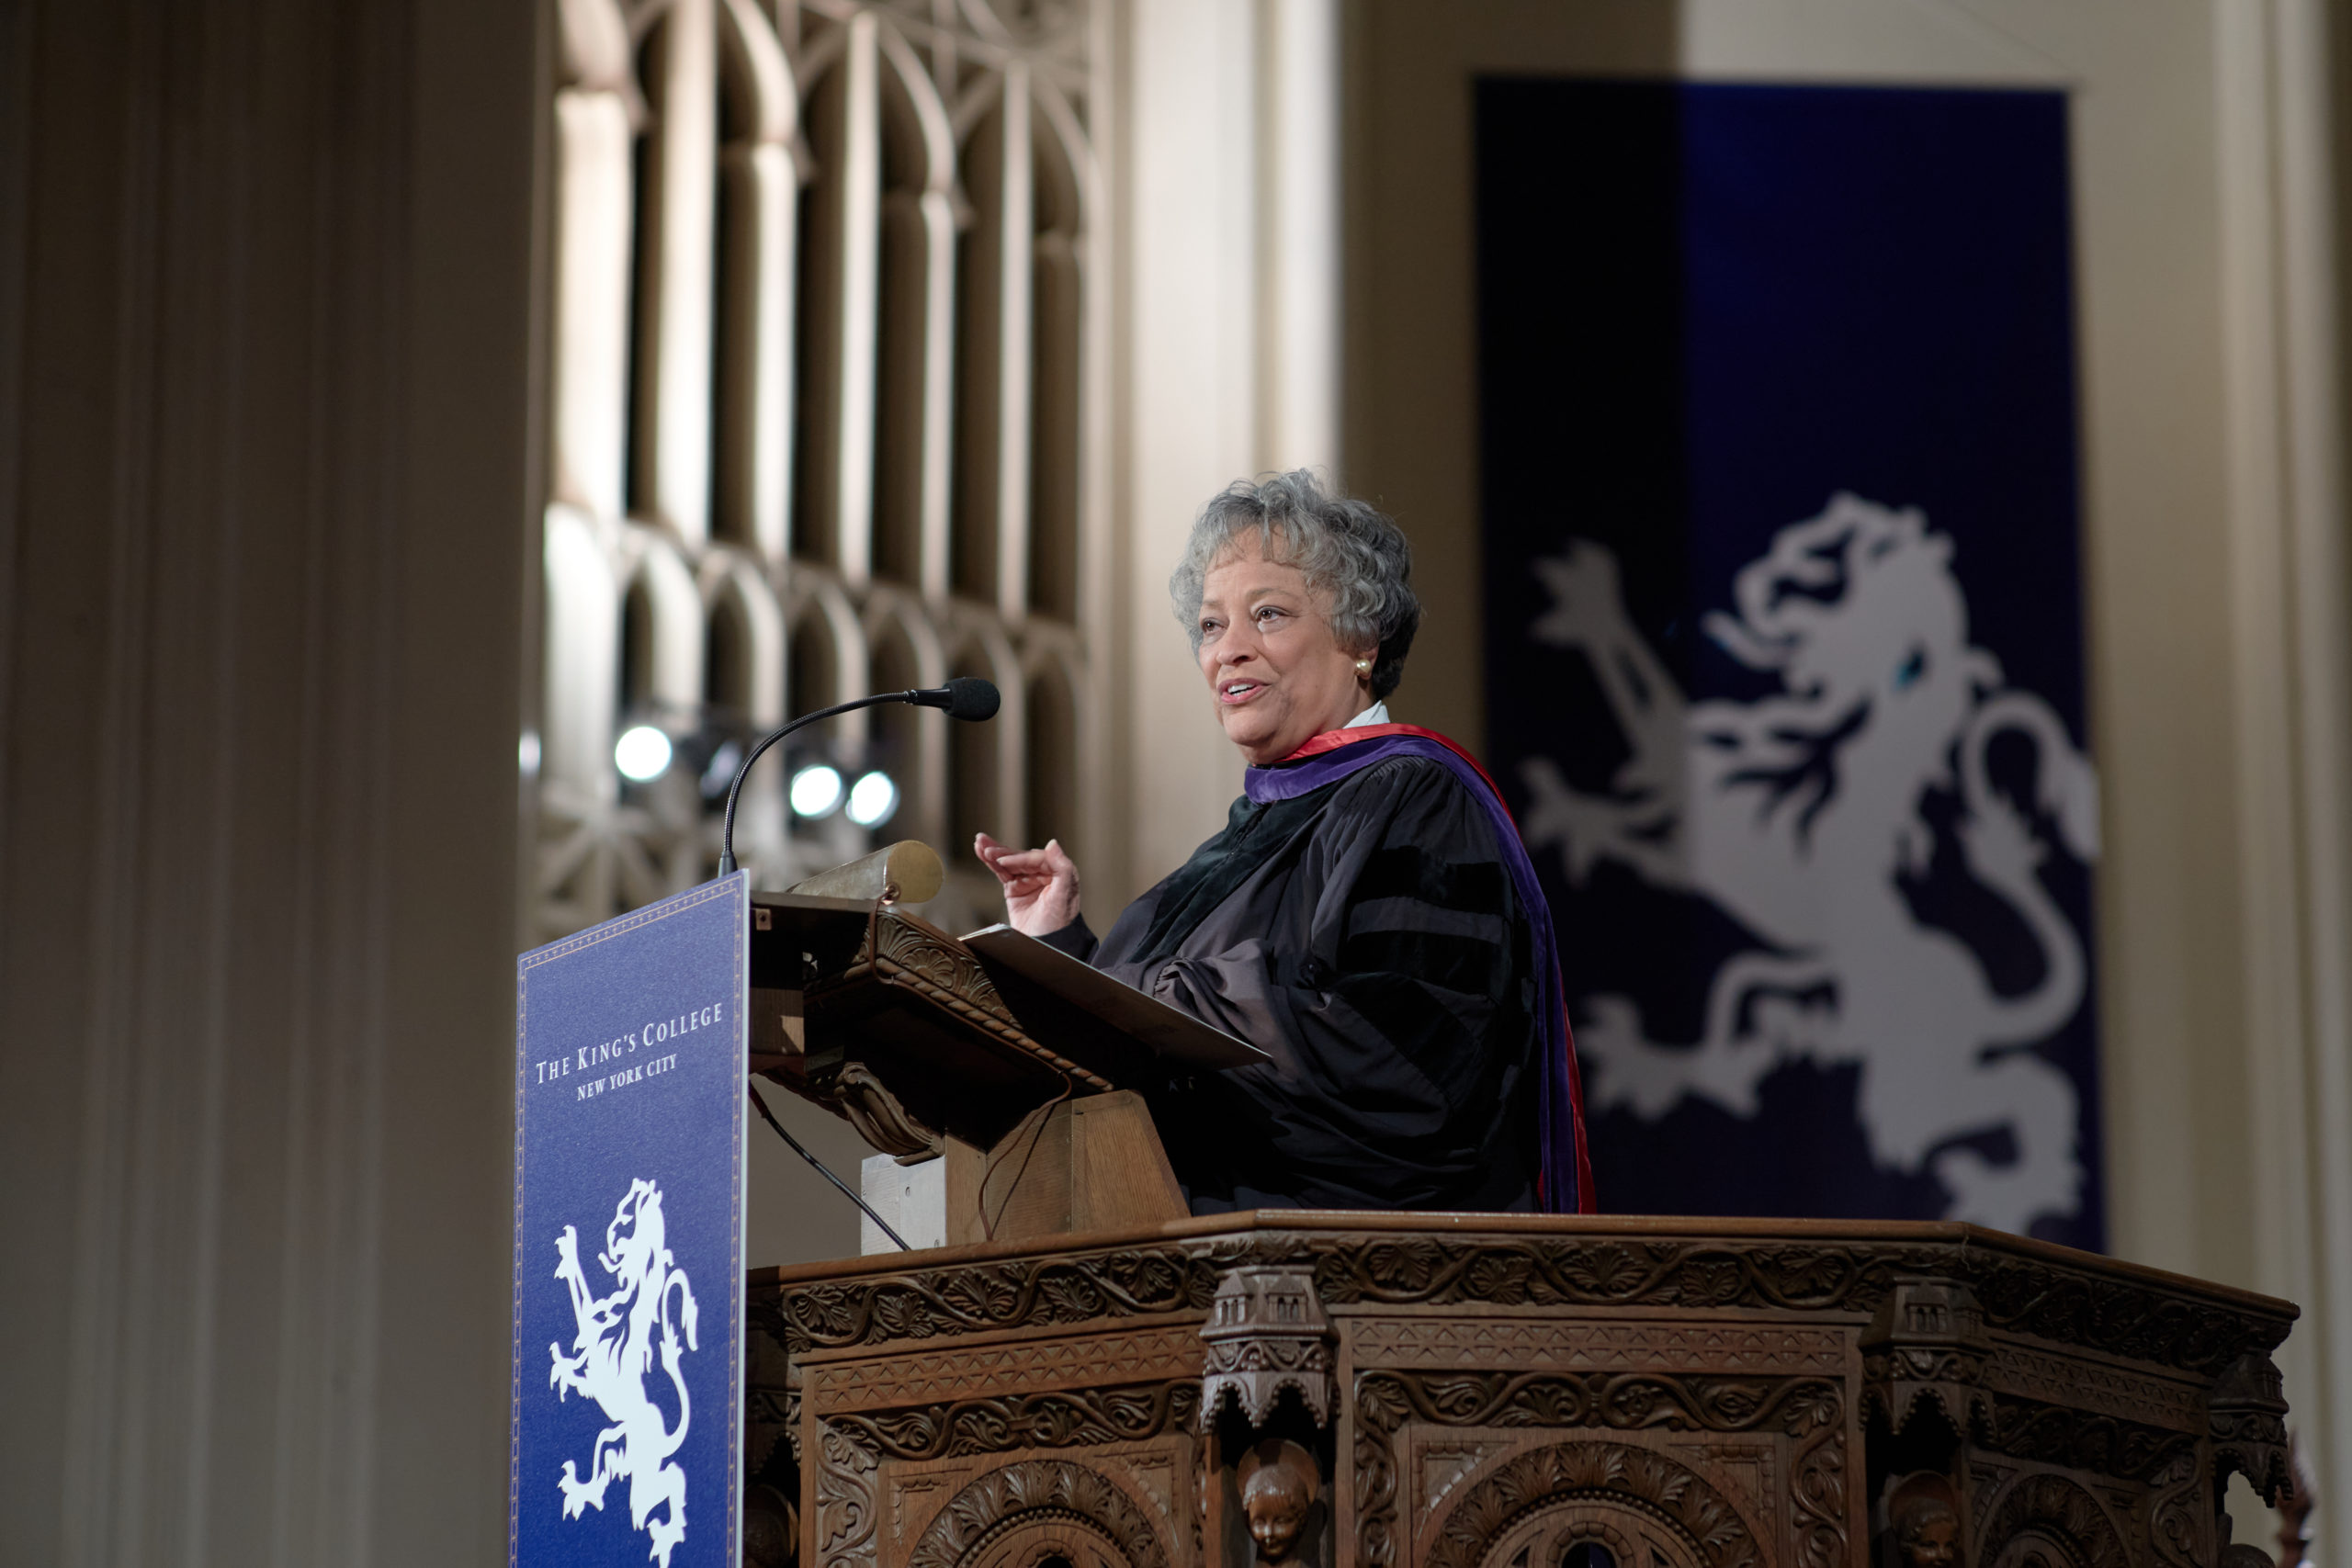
[1350,1314,1849,1377]
[810,1323,1207,1408]
[801,1314,1207,1568]
[758,1220,2300,1568]
[1978,1473,2131,1568]
[900,1456,1177,1568]
[1351,1370,1845,1568]
[814,1393,1201,1568]
[1423,1440,1758,1568]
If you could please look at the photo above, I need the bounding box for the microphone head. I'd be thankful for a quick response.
[942,676,1001,722]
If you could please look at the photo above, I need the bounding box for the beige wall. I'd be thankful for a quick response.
[1343,0,2352,1549]
[1113,0,1263,908]
[1110,0,1349,911]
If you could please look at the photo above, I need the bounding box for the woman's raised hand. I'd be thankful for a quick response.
[973,832,1081,937]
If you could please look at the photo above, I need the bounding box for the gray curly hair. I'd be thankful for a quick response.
[1169,471,1421,700]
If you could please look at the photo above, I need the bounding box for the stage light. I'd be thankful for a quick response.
[845,770,899,829]
[615,724,673,782]
[789,763,843,818]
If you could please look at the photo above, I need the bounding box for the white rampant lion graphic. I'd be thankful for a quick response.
[549,1177,701,1566]
[1521,494,2098,1235]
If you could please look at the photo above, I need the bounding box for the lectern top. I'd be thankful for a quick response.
[751,891,1266,1150]
[962,923,1269,1071]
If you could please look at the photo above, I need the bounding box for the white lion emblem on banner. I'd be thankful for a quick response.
[1521,494,2098,1235]
[549,1177,701,1566]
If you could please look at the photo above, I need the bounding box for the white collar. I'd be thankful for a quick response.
[1344,700,1390,728]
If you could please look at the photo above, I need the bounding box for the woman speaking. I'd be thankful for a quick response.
[976,472,1590,1215]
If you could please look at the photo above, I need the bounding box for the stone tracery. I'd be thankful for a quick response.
[540,0,1105,938]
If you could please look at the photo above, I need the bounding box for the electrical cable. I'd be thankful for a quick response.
[978,1074,1073,1241]
[747,1081,910,1251]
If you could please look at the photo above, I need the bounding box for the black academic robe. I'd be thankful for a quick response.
[1041,753,1541,1212]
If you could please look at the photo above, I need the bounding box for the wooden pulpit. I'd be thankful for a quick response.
[744,1215,2294,1568]
[738,855,2298,1568]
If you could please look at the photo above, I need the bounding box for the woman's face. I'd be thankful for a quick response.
[1196,532,1371,765]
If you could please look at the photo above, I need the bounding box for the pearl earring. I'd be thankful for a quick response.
[1354,658,1373,676]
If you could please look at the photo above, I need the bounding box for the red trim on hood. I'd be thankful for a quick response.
[1278,724,1514,818]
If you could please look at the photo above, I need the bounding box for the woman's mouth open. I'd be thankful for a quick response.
[1219,679,1264,705]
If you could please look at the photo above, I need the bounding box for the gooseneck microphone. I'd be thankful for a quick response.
[713,677,1001,876]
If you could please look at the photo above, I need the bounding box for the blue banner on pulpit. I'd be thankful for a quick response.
[512,874,748,1568]
[1476,80,2102,1247]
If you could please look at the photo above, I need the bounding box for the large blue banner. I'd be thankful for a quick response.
[1476,81,2101,1247]
[513,874,748,1567]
